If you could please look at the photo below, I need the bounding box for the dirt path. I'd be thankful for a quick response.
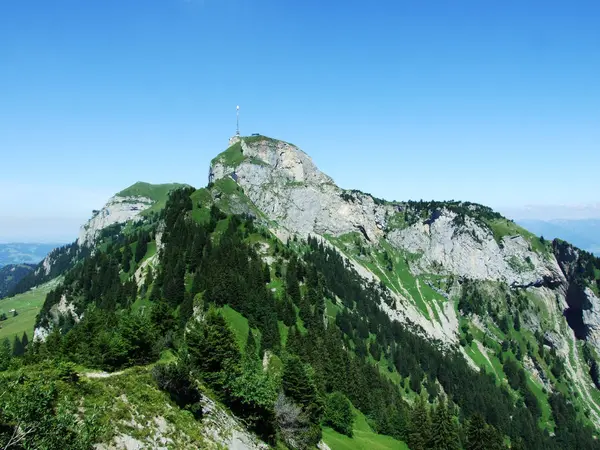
[82,370,124,379]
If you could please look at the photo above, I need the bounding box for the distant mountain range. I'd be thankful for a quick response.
[0,243,61,267]
[516,219,600,255]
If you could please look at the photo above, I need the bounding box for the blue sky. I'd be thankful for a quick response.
[1,0,599,242]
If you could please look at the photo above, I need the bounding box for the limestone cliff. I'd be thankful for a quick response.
[77,195,154,247]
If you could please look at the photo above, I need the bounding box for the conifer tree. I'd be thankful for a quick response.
[186,309,241,395]
[12,335,24,357]
[21,331,29,350]
[122,244,133,273]
[466,414,488,450]
[188,232,205,271]
[260,309,281,354]
[408,396,430,450]
[263,263,271,284]
[245,328,258,360]
[0,337,12,370]
[429,400,460,450]
[179,293,194,328]
[282,354,324,448]
[135,234,148,263]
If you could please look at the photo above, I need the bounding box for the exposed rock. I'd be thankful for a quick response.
[78,196,154,247]
[524,355,552,392]
[210,139,393,242]
[544,330,569,356]
[582,287,600,354]
[387,210,565,288]
[200,392,269,449]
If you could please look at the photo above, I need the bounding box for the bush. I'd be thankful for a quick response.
[0,378,100,449]
[275,393,317,450]
[55,361,80,383]
[152,359,203,419]
[323,392,354,437]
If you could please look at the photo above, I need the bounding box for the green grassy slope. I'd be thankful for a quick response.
[117,182,190,215]
[0,278,60,341]
[323,408,409,450]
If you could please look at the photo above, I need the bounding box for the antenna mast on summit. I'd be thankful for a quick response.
[236,105,240,136]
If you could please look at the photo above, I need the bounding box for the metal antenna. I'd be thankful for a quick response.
[236,105,240,136]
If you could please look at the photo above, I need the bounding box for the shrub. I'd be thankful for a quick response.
[323,392,354,437]
[152,359,203,419]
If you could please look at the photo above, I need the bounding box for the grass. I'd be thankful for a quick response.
[278,321,289,347]
[212,141,245,166]
[486,218,549,254]
[527,374,554,431]
[326,298,340,322]
[214,177,239,195]
[131,297,152,314]
[323,407,408,450]
[0,278,59,341]
[116,182,189,216]
[220,305,250,351]
[192,207,211,225]
[62,365,211,446]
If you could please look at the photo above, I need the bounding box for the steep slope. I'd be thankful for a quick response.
[8,182,184,298]
[7,136,600,450]
[210,135,600,429]
[78,181,188,247]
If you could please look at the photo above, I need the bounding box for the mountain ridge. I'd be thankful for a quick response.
[4,135,600,449]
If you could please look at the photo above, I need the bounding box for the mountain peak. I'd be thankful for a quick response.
[78,181,187,247]
[210,135,334,188]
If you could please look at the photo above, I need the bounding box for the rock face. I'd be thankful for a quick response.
[387,210,566,287]
[210,138,392,242]
[78,195,154,247]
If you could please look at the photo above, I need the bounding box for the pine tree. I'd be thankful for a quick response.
[122,245,133,273]
[179,293,194,328]
[135,233,148,263]
[0,337,12,370]
[163,260,185,306]
[260,309,281,354]
[483,424,505,450]
[429,400,459,450]
[408,396,430,450]
[513,313,521,331]
[245,328,258,360]
[186,309,241,394]
[21,331,29,350]
[12,335,24,357]
[282,354,323,424]
[263,263,271,284]
[466,414,488,450]
[151,300,176,336]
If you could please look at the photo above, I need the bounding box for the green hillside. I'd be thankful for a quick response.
[117,181,190,215]
[323,408,408,450]
[2,184,599,450]
[0,278,60,341]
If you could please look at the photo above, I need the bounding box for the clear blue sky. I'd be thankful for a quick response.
[1,0,599,242]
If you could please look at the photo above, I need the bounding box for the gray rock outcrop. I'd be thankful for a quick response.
[78,195,154,247]
[210,139,393,242]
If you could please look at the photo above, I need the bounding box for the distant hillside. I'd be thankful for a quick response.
[517,219,600,255]
[0,243,59,267]
[0,263,35,298]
